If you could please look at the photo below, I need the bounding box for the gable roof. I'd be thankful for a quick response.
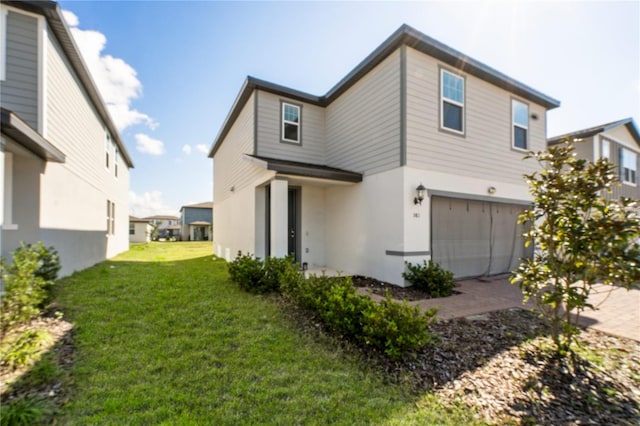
[180,201,213,210]
[4,0,134,168]
[548,117,640,147]
[129,216,150,223]
[209,24,560,157]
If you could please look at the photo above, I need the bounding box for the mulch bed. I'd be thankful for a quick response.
[351,274,460,301]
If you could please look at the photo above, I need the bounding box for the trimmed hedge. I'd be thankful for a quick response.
[402,260,456,297]
[228,253,437,359]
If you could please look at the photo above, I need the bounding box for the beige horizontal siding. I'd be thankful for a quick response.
[326,49,401,175]
[256,90,326,164]
[599,131,640,200]
[1,10,38,128]
[214,92,268,203]
[405,47,547,185]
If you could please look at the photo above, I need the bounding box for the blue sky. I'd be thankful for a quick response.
[58,0,640,217]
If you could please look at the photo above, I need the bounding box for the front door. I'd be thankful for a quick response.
[288,188,300,262]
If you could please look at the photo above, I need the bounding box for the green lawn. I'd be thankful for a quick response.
[52,242,479,425]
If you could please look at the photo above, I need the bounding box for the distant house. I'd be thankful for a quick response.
[548,118,640,201]
[180,202,213,241]
[141,215,180,240]
[209,24,560,284]
[1,1,133,276]
[129,216,152,243]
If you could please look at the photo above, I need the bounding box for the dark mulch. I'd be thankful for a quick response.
[350,275,460,301]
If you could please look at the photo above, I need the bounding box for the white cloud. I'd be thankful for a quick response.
[129,190,175,218]
[196,144,209,155]
[135,133,165,156]
[63,10,157,132]
[182,144,192,155]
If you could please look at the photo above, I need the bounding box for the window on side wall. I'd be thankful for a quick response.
[106,200,115,235]
[281,102,301,143]
[105,132,111,169]
[512,100,529,150]
[129,223,135,235]
[601,138,610,160]
[440,69,464,134]
[114,145,119,178]
[620,147,637,185]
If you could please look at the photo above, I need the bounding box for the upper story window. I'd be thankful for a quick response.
[601,138,610,160]
[440,69,464,134]
[105,131,111,169]
[282,102,301,143]
[114,146,119,178]
[512,100,529,150]
[620,147,637,185]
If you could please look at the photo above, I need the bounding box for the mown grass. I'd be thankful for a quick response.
[52,242,480,425]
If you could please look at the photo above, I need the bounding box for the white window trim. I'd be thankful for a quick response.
[620,147,637,187]
[600,137,610,161]
[114,144,118,179]
[511,99,529,151]
[2,152,18,230]
[105,130,111,171]
[440,69,465,135]
[281,102,301,144]
[0,6,8,82]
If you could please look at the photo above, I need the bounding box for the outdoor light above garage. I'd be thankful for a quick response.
[414,184,426,205]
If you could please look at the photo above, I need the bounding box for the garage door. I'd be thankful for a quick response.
[431,197,532,278]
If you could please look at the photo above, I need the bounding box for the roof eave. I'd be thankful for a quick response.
[1,108,66,162]
[6,0,135,168]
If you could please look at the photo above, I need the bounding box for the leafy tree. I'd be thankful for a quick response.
[511,141,640,356]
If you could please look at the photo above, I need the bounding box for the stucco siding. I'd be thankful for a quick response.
[1,9,39,128]
[256,90,326,165]
[405,47,547,185]
[326,49,401,175]
[214,92,266,203]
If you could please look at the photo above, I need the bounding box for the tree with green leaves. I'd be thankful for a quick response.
[511,141,640,356]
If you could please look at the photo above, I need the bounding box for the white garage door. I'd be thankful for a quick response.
[431,197,532,278]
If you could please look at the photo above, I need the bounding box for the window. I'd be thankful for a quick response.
[105,132,111,169]
[440,69,464,133]
[601,138,610,160]
[129,223,135,235]
[107,200,115,234]
[620,148,637,185]
[281,103,300,143]
[114,145,119,178]
[512,100,529,150]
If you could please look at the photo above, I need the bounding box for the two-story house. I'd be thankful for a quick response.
[1,0,133,276]
[209,25,560,285]
[179,201,213,241]
[548,118,640,201]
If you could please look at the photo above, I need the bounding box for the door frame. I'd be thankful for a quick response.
[288,186,301,263]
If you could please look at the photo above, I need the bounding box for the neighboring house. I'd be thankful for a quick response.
[548,118,640,201]
[142,215,180,240]
[209,24,560,285]
[0,1,133,276]
[129,216,152,243]
[180,201,213,241]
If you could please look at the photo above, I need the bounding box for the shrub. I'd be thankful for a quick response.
[0,396,53,426]
[402,260,455,297]
[227,252,263,293]
[361,293,437,359]
[227,252,298,294]
[0,329,51,370]
[284,273,437,359]
[1,245,50,332]
[12,242,61,305]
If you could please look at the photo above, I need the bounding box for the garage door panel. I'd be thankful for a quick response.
[432,197,530,278]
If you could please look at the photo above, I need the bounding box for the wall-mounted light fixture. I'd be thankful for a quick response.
[230,185,235,193]
[487,186,496,194]
[414,183,426,205]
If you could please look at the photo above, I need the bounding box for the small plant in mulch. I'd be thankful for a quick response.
[402,260,456,297]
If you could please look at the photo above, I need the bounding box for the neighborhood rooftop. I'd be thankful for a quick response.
[547,117,640,146]
[209,23,561,157]
[181,201,214,209]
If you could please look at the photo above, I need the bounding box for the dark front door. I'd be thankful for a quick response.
[288,188,300,262]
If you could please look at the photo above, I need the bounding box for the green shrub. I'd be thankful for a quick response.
[227,252,298,294]
[402,260,456,297]
[12,242,61,306]
[362,293,437,359]
[0,329,51,370]
[227,252,264,292]
[283,273,437,359]
[1,247,48,332]
[0,396,53,426]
